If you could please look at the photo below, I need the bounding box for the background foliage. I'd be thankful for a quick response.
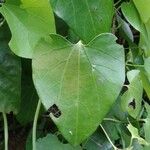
[0,0,150,149]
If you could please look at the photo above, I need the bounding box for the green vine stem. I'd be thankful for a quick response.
[126,63,144,68]
[2,112,8,150]
[32,100,42,150]
[100,124,119,150]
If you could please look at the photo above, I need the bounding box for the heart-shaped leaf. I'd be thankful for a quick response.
[0,0,55,58]
[0,23,21,114]
[32,34,125,145]
[50,0,114,43]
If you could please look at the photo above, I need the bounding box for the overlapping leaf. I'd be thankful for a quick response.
[121,70,143,118]
[0,0,55,58]
[50,0,114,43]
[144,58,150,80]
[121,1,150,57]
[144,104,150,150]
[82,130,112,150]
[36,134,81,150]
[132,0,150,23]
[32,33,125,145]
[127,123,149,146]
[0,23,21,113]
[140,58,150,99]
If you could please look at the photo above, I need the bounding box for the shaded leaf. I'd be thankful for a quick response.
[51,0,114,43]
[140,58,150,99]
[36,134,81,150]
[117,15,134,43]
[82,130,112,150]
[16,59,39,125]
[107,96,126,121]
[32,33,125,145]
[0,23,21,113]
[132,139,144,150]
[144,57,150,81]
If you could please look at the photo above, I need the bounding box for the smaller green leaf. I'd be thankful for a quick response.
[107,97,126,122]
[132,139,144,150]
[121,70,143,118]
[121,1,143,32]
[144,57,150,80]
[143,104,150,150]
[127,123,149,146]
[36,134,82,150]
[121,1,150,57]
[0,0,56,58]
[140,72,150,99]
[140,58,150,99]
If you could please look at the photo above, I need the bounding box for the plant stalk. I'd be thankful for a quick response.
[100,124,118,150]
[32,100,42,150]
[2,112,8,150]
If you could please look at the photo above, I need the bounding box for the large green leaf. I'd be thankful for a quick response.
[0,0,55,58]
[121,70,143,118]
[50,0,114,43]
[36,134,81,150]
[32,34,125,145]
[0,23,21,113]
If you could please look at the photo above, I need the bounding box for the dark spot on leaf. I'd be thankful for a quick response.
[47,104,61,118]
[128,99,136,109]
[123,86,128,92]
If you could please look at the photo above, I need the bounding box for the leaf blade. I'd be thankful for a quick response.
[32,34,125,145]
